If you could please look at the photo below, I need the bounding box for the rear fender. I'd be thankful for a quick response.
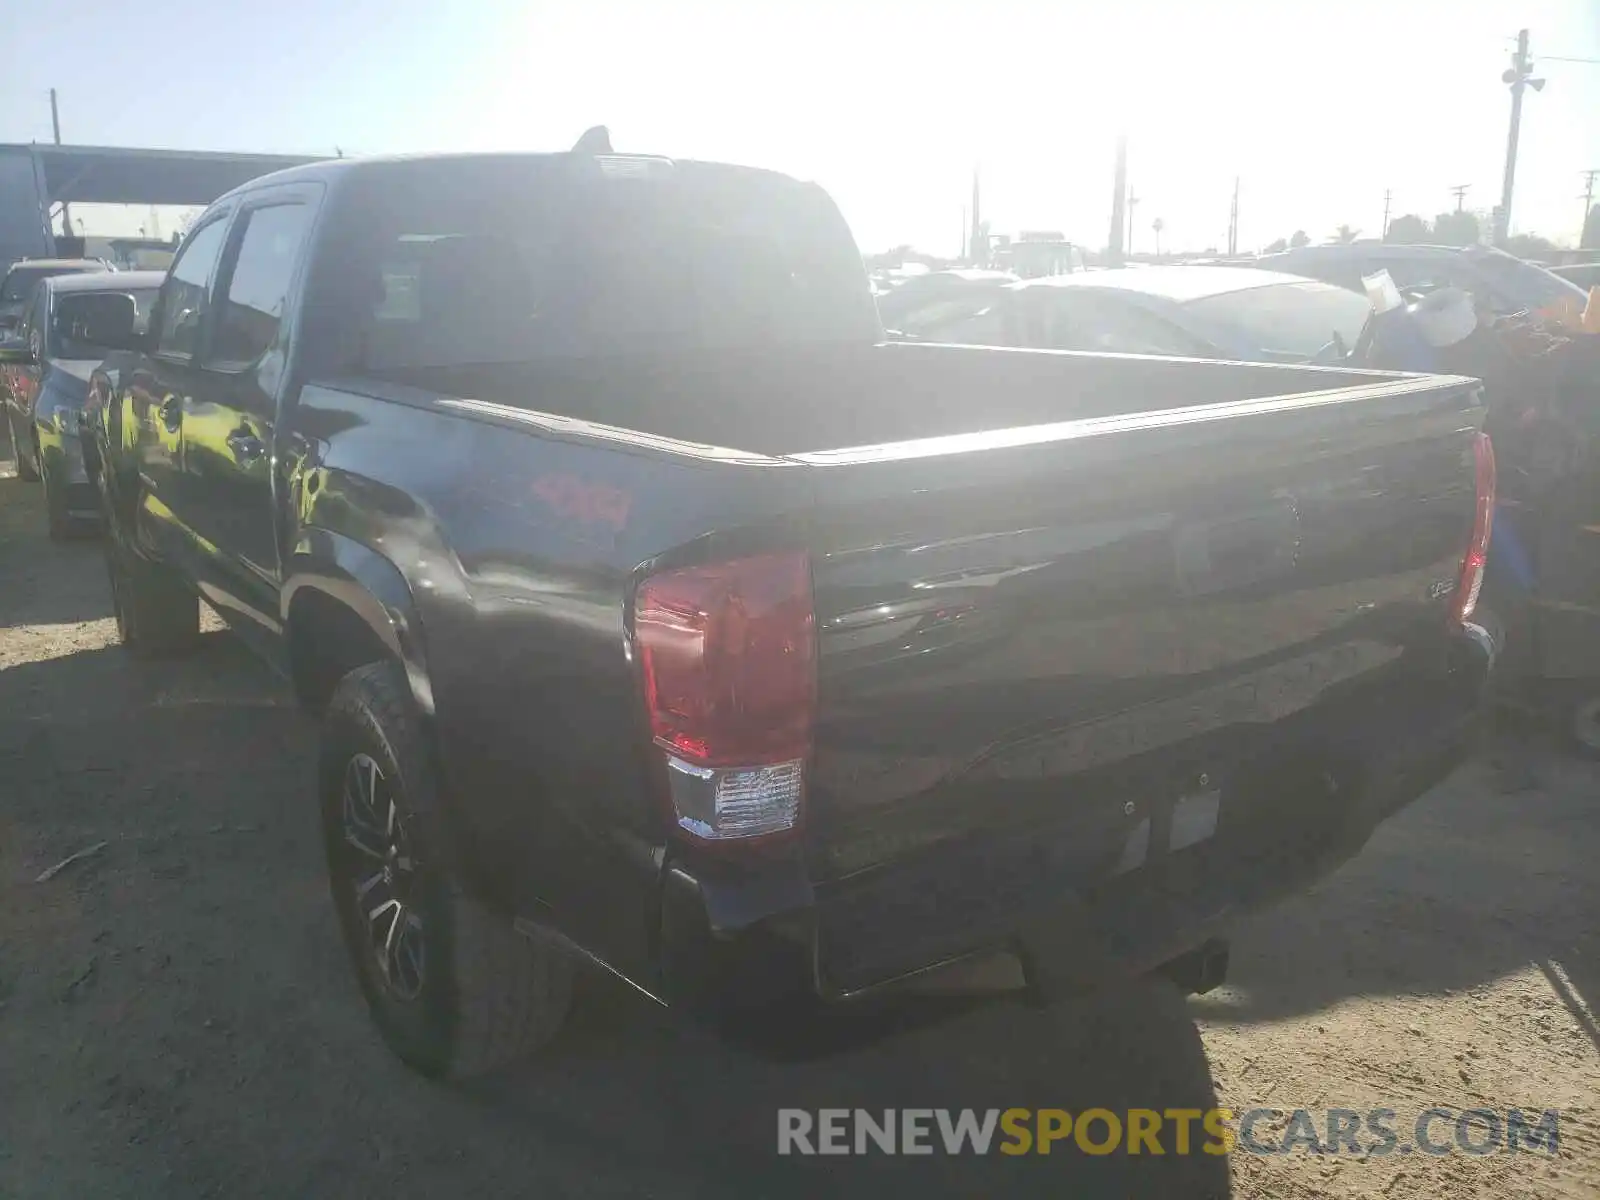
[281,528,435,719]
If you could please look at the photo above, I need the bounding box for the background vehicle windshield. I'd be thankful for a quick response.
[1467,248,1587,310]
[1183,281,1372,362]
[2,266,63,302]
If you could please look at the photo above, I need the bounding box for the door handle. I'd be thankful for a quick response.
[159,395,182,434]
[226,427,265,462]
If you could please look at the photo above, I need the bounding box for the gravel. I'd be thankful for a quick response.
[1,458,1596,1198]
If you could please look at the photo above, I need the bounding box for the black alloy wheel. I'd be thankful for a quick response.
[338,751,427,1001]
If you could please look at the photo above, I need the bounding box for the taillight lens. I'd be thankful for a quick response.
[633,552,816,843]
[1450,432,1495,627]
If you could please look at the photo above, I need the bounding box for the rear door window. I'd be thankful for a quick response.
[209,204,312,367]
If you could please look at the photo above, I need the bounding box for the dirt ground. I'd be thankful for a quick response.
[1,460,1598,1199]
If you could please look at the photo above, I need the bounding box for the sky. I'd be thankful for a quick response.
[4,0,1598,256]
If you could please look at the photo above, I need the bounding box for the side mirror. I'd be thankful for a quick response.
[54,292,140,351]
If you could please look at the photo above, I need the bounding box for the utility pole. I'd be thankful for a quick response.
[50,88,72,237]
[969,168,983,267]
[1126,189,1140,256]
[1581,169,1599,244]
[1450,184,1470,213]
[1497,29,1544,245]
[1382,189,1392,240]
[1227,176,1240,257]
[1108,135,1128,265]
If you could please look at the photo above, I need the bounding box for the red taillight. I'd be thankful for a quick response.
[1450,432,1495,627]
[633,552,816,843]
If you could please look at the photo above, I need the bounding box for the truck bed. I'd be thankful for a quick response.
[356,339,1409,457]
[295,344,1489,1002]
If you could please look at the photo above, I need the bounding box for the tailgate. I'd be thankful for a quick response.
[794,373,1486,988]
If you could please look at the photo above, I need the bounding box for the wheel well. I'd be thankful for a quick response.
[286,588,394,712]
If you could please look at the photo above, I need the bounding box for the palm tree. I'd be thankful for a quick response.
[1151,217,1165,258]
[1334,224,1360,243]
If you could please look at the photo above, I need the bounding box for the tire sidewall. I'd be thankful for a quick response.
[319,667,463,1076]
[103,535,137,647]
[43,459,69,539]
[1571,694,1600,760]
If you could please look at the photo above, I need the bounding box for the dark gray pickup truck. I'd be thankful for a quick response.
[74,145,1498,1078]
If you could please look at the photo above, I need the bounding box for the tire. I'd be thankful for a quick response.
[43,462,72,541]
[12,420,39,482]
[320,660,573,1078]
[1569,693,1600,761]
[104,534,200,656]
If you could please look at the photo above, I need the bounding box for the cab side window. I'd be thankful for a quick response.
[154,217,230,360]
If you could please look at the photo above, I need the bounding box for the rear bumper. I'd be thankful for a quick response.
[654,619,1498,1016]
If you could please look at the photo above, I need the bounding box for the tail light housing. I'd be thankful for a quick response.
[1450,432,1495,628]
[633,552,816,845]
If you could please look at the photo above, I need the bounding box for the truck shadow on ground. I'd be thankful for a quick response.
[0,632,1230,1199]
[0,480,119,627]
[0,624,1592,1200]
[1189,735,1600,1053]
[466,971,1234,1199]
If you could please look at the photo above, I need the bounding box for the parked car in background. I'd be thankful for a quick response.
[1254,243,1587,316]
[875,267,1016,335]
[1550,261,1600,291]
[0,258,115,332]
[0,271,159,535]
[887,265,1374,365]
[92,147,1496,1081]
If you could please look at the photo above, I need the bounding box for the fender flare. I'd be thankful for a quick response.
[281,527,436,718]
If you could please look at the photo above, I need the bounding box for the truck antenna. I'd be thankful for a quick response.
[572,125,612,154]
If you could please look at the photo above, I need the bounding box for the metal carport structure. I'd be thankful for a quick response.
[0,142,327,266]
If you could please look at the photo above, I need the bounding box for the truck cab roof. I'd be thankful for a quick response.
[213,150,809,207]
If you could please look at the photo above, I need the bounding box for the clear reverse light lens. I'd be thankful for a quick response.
[664,755,803,841]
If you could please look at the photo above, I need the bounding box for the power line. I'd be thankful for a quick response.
[1502,35,1600,64]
